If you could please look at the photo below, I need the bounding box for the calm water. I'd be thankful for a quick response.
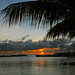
[0,57,75,75]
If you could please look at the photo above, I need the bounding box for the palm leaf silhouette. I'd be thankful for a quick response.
[44,19,75,39]
[0,0,75,39]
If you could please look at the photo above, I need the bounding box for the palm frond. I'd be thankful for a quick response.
[1,0,75,39]
[44,19,75,39]
[38,0,75,11]
[0,1,66,28]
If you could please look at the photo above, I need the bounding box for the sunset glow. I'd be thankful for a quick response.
[0,48,59,55]
[41,52,44,55]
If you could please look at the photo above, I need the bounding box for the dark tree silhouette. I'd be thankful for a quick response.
[0,0,75,39]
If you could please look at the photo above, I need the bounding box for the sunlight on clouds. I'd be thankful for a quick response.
[0,48,59,55]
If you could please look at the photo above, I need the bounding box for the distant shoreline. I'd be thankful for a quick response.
[0,54,27,57]
[36,54,75,57]
[0,54,75,57]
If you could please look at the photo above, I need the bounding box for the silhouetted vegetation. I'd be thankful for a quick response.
[0,54,27,57]
[36,52,75,57]
[0,0,75,39]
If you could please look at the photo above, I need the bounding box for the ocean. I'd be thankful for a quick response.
[0,57,75,75]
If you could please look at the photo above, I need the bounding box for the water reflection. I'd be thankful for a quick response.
[0,57,75,75]
[32,59,45,67]
[39,59,45,67]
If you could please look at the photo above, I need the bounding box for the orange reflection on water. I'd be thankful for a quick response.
[39,59,45,67]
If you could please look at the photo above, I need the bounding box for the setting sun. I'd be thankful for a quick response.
[41,52,44,55]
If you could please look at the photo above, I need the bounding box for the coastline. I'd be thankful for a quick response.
[0,53,75,57]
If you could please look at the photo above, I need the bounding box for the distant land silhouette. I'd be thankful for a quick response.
[0,54,27,57]
[0,51,75,57]
[36,52,75,57]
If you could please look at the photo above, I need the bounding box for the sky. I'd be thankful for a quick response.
[0,38,75,55]
[0,0,47,41]
[0,0,75,55]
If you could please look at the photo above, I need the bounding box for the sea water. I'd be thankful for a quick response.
[0,57,75,75]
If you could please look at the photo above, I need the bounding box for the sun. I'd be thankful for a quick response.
[41,52,44,55]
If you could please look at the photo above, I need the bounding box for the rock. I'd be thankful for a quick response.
[60,62,75,65]
[69,62,75,65]
[63,62,67,65]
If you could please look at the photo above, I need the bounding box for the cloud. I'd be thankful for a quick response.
[0,38,75,54]
[21,34,31,41]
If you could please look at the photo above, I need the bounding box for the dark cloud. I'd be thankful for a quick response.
[0,38,75,53]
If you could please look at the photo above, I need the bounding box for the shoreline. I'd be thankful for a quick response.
[0,54,75,57]
[0,54,27,57]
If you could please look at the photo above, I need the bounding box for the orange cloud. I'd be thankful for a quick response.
[0,48,59,55]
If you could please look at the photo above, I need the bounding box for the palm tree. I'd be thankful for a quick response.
[0,0,75,40]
